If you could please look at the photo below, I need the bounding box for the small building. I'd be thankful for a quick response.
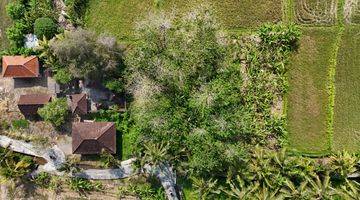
[2,56,40,78]
[69,93,88,115]
[72,122,116,155]
[18,94,52,115]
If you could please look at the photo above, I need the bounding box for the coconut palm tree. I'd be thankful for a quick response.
[223,176,259,199]
[338,180,360,200]
[280,179,311,200]
[307,172,336,199]
[191,177,220,200]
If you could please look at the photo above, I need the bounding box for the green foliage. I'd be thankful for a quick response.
[6,21,27,48]
[258,23,301,53]
[6,2,25,20]
[4,0,57,50]
[32,172,51,188]
[0,147,35,179]
[68,177,103,194]
[34,17,57,39]
[48,29,125,91]
[53,68,73,84]
[118,182,165,200]
[11,119,29,130]
[65,0,89,26]
[38,98,69,127]
[99,149,121,168]
[127,8,300,176]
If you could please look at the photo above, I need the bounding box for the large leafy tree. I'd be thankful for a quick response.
[47,29,125,93]
[38,98,69,127]
[126,7,300,176]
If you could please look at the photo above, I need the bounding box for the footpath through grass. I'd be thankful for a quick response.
[0,0,12,50]
[85,0,282,41]
[286,27,338,155]
[333,26,360,153]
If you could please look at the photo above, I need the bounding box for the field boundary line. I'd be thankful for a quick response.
[327,0,346,152]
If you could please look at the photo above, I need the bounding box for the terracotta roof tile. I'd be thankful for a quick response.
[69,93,88,115]
[2,56,39,78]
[72,122,116,154]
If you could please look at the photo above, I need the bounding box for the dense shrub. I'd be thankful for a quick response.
[38,98,69,127]
[11,119,29,130]
[34,17,58,39]
[68,178,103,193]
[6,2,26,20]
[48,29,125,91]
[65,0,89,25]
[6,21,27,48]
[0,147,35,179]
[53,68,73,84]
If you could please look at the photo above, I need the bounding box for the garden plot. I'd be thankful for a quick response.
[333,26,360,153]
[295,0,337,25]
[287,27,338,154]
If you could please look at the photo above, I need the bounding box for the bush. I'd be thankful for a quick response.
[38,98,69,127]
[6,21,27,48]
[11,119,29,130]
[54,68,73,84]
[68,178,103,193]
[6,2,26,20]
[34,17,58,39]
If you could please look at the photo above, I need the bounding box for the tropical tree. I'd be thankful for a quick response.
[307,173,335,199]
[338,180,360,200]
[280,179,310,200]
[191,177,220,200]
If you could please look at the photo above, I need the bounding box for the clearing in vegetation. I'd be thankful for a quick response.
[333,26,360,153]
[287,27,338,155]
[0,0,12,50]
[85,0,282,41]
[294,0,337,25]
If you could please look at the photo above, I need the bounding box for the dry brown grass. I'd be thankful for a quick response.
[295,0,337,25]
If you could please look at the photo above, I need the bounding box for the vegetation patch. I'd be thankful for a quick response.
[0,0,12,50]
[333,26,360,152]
[287,27,338,154]
[85,0,282,41]
[294,0,337,25]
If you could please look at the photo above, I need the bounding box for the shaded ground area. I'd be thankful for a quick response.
[287,27,338,154]
[85,0,282,42]
[0,0,12,50]
[333,26,360,152]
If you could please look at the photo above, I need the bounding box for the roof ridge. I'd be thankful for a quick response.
[96,122,114,139]
[22,56,38,75]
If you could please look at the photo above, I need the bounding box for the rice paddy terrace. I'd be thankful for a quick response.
[84,0,360,155]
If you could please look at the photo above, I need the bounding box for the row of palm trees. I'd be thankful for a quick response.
[191,147,360,199]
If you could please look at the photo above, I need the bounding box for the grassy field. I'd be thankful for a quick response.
[333,26,360,152]
[286,27,338,154]
[0,0,12,50]
[85,0,282,41]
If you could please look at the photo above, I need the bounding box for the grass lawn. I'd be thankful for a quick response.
[287,27,338,154]
[85,0,282,41]
[333,26,360,153]
[0,0,12,50]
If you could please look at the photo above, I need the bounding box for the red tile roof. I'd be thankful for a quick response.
[18,94,52,115]
[2,56,39,78]
[18,94,52,105]
[72,122,116,154]
[69,93,88,115]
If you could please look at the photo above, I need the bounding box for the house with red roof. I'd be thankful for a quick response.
[72,122,116,155]
[2,56,40,78]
